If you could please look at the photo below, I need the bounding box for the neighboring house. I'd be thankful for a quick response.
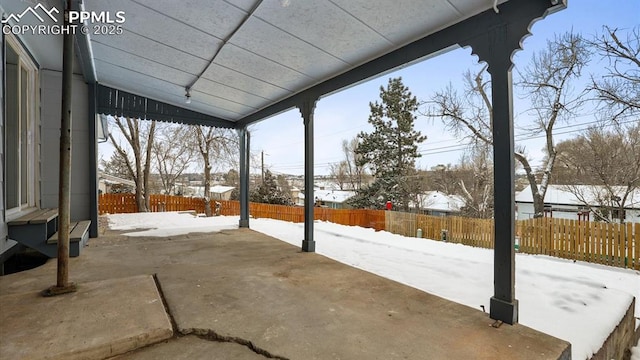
[297,189,356,209]
[515,185,640,223]
[314,181,339,191]
[98,173,135,194]
[209,185,235,201]
[410,191,464,216]
[290,187,301,204]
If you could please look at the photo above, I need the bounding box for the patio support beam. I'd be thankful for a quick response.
[461,2,565,325]
[487,45,518,325]
[299,97,318,252]
[238,127,250,228]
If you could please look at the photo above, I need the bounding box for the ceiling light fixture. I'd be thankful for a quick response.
[185,87,192,104]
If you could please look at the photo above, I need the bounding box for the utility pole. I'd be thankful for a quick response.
[261,151,264,184]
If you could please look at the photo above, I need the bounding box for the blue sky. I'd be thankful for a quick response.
[248,0,640,176]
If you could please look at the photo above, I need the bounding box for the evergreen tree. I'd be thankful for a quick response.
[250,170,290,205]
[350,77,426,211]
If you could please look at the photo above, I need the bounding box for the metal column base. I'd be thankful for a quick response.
[490,296,519,325]
[301,240,316,252]
[239,219,250,228]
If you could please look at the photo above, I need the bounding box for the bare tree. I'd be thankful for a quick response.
[108,116,156,212]
[426,32,590,217]
[153,124,195,195]
[342,137,368,190]
[589,25,639,122]
[329,161,348,190]
[329,137,368,191]
[192,126,238,216]
[430,164,457,195]
[556,123,640,223]
[456,144,494,219]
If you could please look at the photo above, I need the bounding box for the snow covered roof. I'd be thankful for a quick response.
[515,185,640,209]
[299,189,356,204]
[210,185,236,194]
[313,182,339,191]
[99,173,135,187]
[412,191,464,212]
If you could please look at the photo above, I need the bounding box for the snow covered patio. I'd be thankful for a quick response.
[1,212,637,359]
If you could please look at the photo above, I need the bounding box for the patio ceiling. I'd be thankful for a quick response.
[3,0,527,126]
[84,0,513,125]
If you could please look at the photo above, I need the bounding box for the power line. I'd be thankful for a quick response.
[264,117,638,173]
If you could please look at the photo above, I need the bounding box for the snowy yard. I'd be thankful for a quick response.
[107,212,639,360]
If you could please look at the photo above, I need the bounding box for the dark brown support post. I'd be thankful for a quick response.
[44,0,76,296]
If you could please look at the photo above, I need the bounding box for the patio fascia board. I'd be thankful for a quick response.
[96,84,236,128]
[235,0,566,128]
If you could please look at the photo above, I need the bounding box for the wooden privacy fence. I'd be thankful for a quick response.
[99,194,206,214]
[222,201,385,231]
[517,218,639,269]
[98,194,639,270]
[385,212,495,249]
[99,195,385,231]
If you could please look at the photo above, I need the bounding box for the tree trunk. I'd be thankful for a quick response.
[135,178,145,212]
[143,121,156,212]
[532,193,545,218]
[203,156,212,217]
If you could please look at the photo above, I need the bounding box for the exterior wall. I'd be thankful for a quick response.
[210,191,233,201]
[626,209,640,223]
[39,70,90,221]
[0,32,16,259]
[516,202,582,220]
[517,202,640,223]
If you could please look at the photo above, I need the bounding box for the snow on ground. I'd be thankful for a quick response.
[107,212,238,236]
[107,213,640,360]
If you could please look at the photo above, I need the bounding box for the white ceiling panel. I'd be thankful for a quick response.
[91,31,210,73]
[446,0,508,16]
[200,63,292,101]
[230,17,348,79]
[92,43,193,86]
[253,0,392,65]
[214,44,315,92]
[132,0,248,39]
[86,0,223,60]
[330,0,462,45]
[193,78,270,110]
[96,61,250,118]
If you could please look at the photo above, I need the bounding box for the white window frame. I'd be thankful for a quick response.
[5,33,39,218]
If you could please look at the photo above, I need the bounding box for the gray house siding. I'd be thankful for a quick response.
[39,70,90,221]
[0,33,14,259]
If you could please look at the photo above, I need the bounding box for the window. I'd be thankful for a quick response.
[5,34,38,214]
[611,209,626,221]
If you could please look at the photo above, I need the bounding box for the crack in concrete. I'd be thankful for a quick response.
[182,328,290,360]
[152,274,288,359]
[152,274,179,333]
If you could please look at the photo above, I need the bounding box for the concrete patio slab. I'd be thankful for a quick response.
[0,227,571,360]
[113,336,266,360]
[0,275,173,360]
